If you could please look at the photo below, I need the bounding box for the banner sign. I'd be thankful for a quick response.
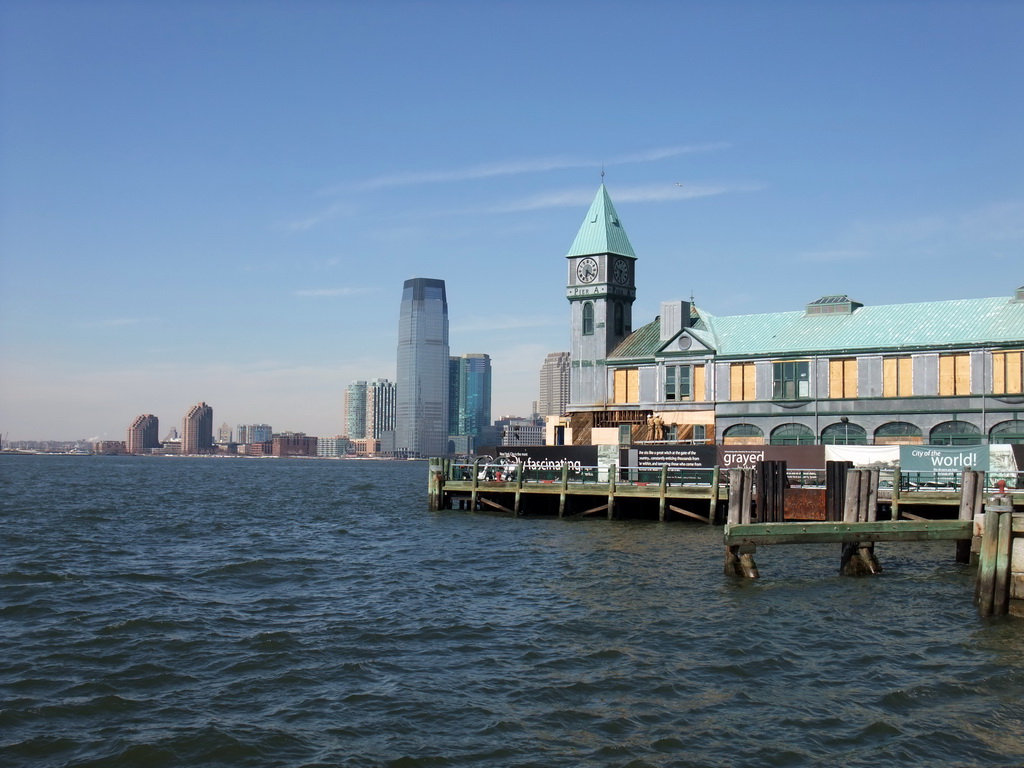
[716,445,825,470]
[622,445,718,469]
[899,445,990,473]
[494,445,597,472]
[824,445,900,469]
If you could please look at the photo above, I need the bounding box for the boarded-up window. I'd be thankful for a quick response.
[693,364,706,402]
[993,350,1024,395]
[938,354,971,396]
[828,358,858,398]
[730,363,756,401]
[613,368,639,404]
[882,356,913,397]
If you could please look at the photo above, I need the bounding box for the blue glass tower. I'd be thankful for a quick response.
[396,278,449,457]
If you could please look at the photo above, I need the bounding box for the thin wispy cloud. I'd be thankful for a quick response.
[325,143,730,194]
[286,201,358,231]
[492,180,763,213]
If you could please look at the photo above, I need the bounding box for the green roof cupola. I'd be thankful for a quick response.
[566,184,637,259]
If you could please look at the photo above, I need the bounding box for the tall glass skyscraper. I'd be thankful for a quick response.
[396,278,449,457]
[454,353,491,438]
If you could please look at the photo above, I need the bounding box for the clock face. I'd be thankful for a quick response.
[576,257,598,283]
[613,258,630,285]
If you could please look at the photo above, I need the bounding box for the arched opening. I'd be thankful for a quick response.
[990,420,1024,444]
[820,421,867,445]
[874,421,923,446]
[582,302,594,336]
[722,423,764,445]
[929,421,981,446]
[770,423,815,445]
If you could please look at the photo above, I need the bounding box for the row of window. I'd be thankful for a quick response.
[581,301,630,337]
[722,419,1024,445]
[610,351,1024,404]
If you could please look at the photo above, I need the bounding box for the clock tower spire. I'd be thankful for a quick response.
[565,184,637,407]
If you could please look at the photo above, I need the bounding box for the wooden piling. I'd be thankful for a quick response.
[558,463,569,518]
[976,509,999,616]
[428,458,444,511]
[957,470,984,564]
[725,469,757,577]
[470,458,481,512]
[709,466,721,524]
[607,463,617,520]
[514,461,524,516]
[841,469,881,575]
[658,465,668,522]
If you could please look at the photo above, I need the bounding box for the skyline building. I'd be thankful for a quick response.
[453,353,492,439]
[396,277,449,457]
[344,380,368,438]
[181,402,213,455]
[538,351,570,417]
[366,378,397,439]
[236,423,273,445]
[126,414,159,454]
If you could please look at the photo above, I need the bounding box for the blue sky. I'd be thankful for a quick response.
[1,0,1022,442]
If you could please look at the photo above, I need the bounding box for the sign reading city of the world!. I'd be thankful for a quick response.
[899,445,991,473]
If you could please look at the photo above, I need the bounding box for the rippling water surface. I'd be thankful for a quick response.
[2,454,1023,767]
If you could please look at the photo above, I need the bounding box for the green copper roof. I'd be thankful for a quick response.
[707,296,1024,357]
[566,184,637,259]
[608,295,1024,361]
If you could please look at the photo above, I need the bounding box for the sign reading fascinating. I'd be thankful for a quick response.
[494,445,597,473]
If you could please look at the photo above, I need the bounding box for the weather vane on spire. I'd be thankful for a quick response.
[600,164,605,181]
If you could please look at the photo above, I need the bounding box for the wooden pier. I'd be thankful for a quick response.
[429,458,722,522]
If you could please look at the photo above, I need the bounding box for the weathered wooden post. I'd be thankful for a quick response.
[428,458,443,511]
[976,485,1015,617]
[957,469,984,564]
[826,460,852,521]
[725,468,758,578]
[658,465,669,521]
[558,462,569,518]
[709,465,721,525]
[470,458,481,511]
[891,466,902,520]
[755,460,786,523]
[607,463,617,520]
[840,468,882,575]
[514,461,524,516]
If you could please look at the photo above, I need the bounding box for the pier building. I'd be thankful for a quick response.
[557,185,1024,448]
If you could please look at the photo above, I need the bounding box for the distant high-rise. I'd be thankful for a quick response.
[216,422,233,444]
[538,352,571,417]
[366,378,396,439]
[396,278,449,457]
[236,424,272,445]
[181,402,214,454]
[126,414,159,454]
[453,353,491,438]
[344,381,368,438]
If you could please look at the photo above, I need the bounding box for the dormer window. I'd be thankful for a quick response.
[806,295,863,316]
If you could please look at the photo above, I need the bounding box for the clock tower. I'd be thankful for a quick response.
[566,184,637,407]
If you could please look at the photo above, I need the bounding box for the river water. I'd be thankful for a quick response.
[2,454,1023,767]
